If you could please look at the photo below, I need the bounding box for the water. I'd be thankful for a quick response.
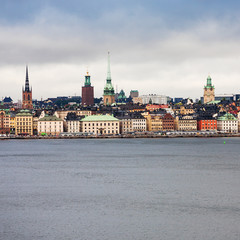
[0,138,240,240]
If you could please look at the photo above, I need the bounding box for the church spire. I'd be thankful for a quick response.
[25,66,30,92]
[107,51,111,82]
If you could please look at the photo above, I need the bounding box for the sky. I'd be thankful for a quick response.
[1,0,240,101]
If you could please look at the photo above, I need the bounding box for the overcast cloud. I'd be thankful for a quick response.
[1,0,240,101]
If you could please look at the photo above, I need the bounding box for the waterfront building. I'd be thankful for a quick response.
[22,66,33,109]
[140,94,168,105]
[203,76,215,104]
[217,113,238,133]
[103,53,115,105]
[38,115,63,136]
[81,115,120,135]
[15,110,33,135]
[162,113,175,131]
[176,115,197,131]
[145,114,163,132]
[132,115,147,132]
[9,112,16,134]
[0,109,10,134]
[82,72,94,106]
[197,118,217,131]
[65,112,83,133]
[118,115,133,133]
[238,112,240,133]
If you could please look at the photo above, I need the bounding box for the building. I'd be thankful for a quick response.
[145,114,163,132]
[103,52,115,105]
[197,118,217,131]
[132,115,147,132]
[203,76,215,104]
[162,113,175,131]
[81,115,120,135]
[141,94,168,105]
[82,72,94,106]
[238,112,240,132]
[0,109,10,134]
[176,115,197,131]
[22,66,33,109]
[65,112,82,133]
[116,89,127,103]
[38,115,63,136]
[15,110,33,135]
[118,115,133,133]
[217,113,238,133]
[130,90,139,98]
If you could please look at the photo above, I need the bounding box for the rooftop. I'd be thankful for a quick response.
[81,115,119,122]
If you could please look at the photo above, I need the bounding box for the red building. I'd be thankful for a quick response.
[162,113,175,131]
[22,66,33,109]
[82,72,94,106]
[197,119,217,131]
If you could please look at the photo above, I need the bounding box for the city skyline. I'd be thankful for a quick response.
[1,0,240,101]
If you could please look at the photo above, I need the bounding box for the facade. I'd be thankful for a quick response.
[217,113,238,133]
[38,115,63,136]
[118,116,133,133]
[197,119,217,131]
[132,115,147,132]
[145,114,163,131]
[203,76,215,104]
[130,90,139,98]
[81,115,120,135]
[22,66,33,109]
[103,53,115,105]
[15,110,33,135]
[176,115,197,131]
[82,72,94,106]
[0,109,10,134]
[65,112,82,133]
[141,94,168,105]
[162,113,175,131]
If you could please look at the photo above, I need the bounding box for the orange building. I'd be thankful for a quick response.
[197,119,217,131]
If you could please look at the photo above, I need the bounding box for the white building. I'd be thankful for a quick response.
[217,113,238,133]
[132,116,147,132]
[38,115,64,136]
[140,94,168,105]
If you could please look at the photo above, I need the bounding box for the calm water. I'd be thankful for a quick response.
[0,138,240,240]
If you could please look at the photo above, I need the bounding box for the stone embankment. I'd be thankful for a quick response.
[1,133,240,140]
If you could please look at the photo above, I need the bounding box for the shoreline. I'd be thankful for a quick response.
[1,133,240,140]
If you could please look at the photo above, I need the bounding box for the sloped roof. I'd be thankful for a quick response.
[81,115,119,122]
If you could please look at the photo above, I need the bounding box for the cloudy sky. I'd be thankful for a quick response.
[1,0,240,101]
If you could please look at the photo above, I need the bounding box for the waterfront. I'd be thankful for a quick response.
[1,138,240,240]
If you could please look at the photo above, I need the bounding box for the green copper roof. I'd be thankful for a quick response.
[81,115,119,122]
[104,52,115,96]
[16,109,32,116]
[39,115,63,121]
[218,113,237,121]
[204,75,215,89]
[206,100,221,105]
[84,73,91,86]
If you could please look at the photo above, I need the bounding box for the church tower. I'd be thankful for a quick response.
[82,71,94,106]
[103,52,115,105]
[22,66,33,109]
[203,75,215,104]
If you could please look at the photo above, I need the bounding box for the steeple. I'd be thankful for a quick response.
[205,75,214,89]
[107,51,111,83]
[84,71,91,86]
[25,66,30,92]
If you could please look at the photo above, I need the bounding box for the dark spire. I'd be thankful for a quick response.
[25,66,30,92]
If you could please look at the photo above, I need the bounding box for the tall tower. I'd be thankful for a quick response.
[103,52,115,105]
[22,66,33,109]
[203,76,215,104]
[82,72,94,106]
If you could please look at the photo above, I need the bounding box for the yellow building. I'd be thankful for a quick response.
[15,110,33,135]
[176,115,197,131]
[145,114,163,131]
